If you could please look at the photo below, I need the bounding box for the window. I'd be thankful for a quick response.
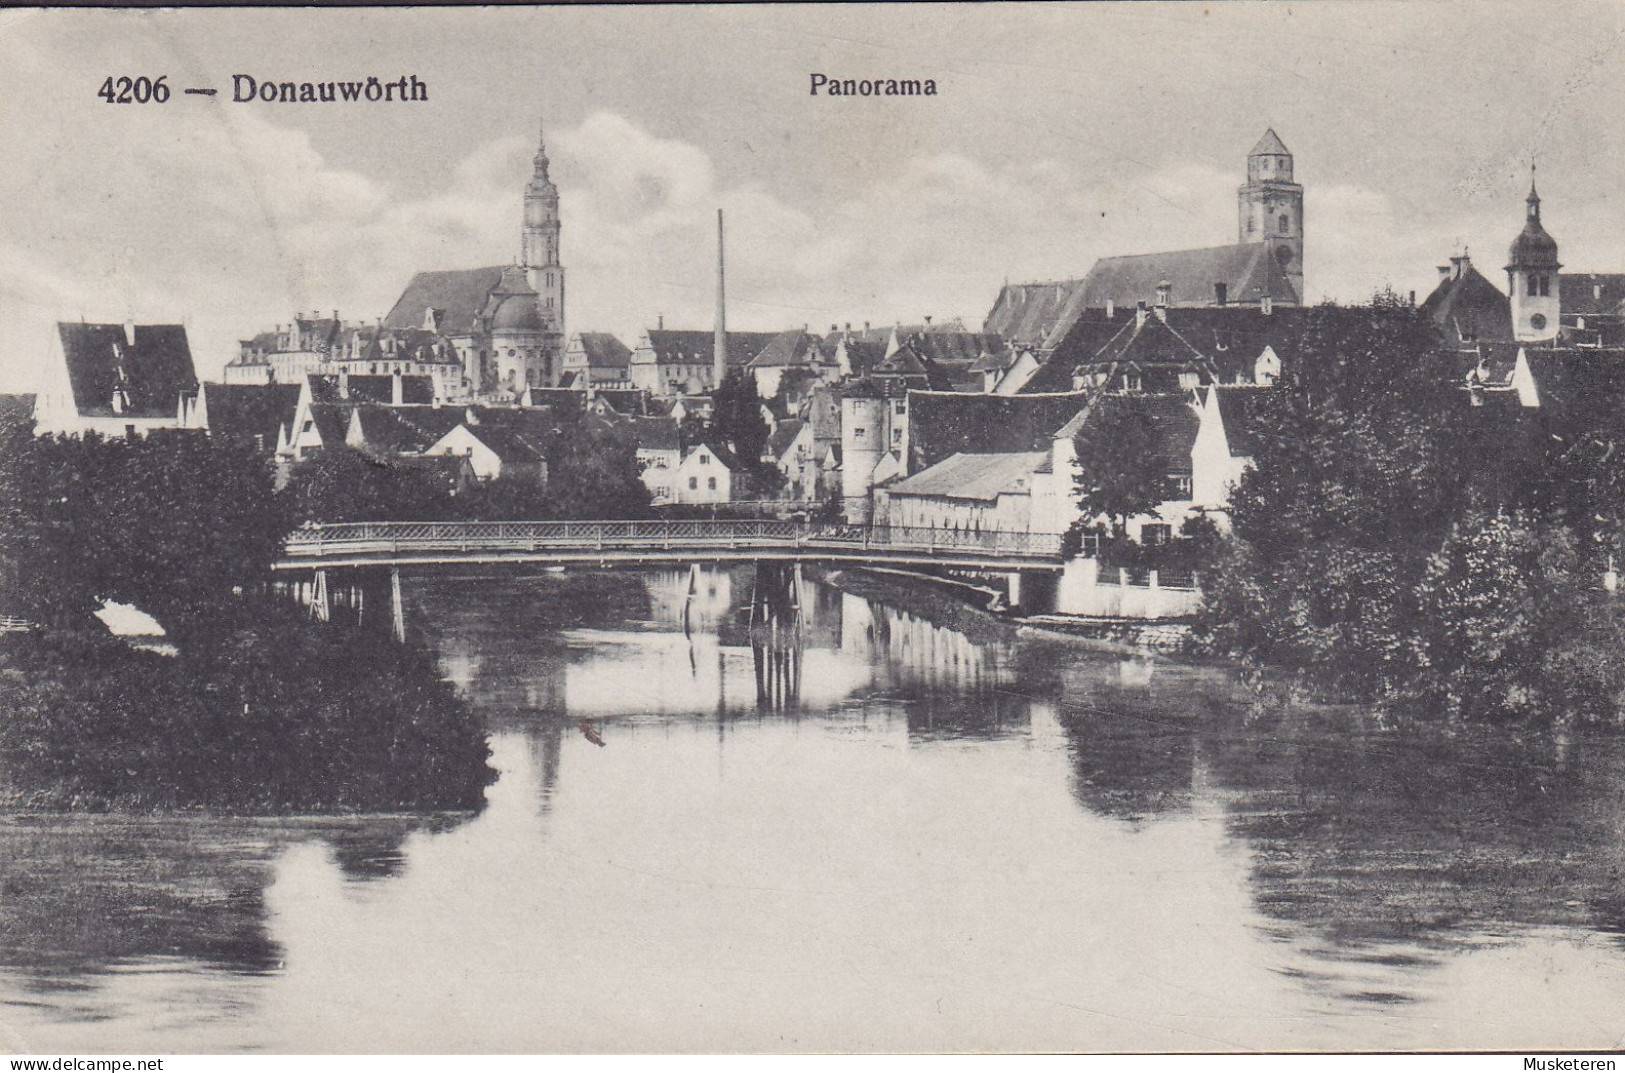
[707,477,717,491]
[1124,374,1143,392]
[1169,474,1194,499]
[1142,523,1172,546]
[1247,217,1255,235]
[854,427,867,441]
[1539,275,1551,297]
[699,454,710,465]
[1278,216,1290,234]
[688,477,698,490]
[893,400,906,415]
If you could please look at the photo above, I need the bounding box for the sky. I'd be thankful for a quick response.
[2,2,1624,388]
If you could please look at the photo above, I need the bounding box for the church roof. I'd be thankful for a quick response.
[983,280,1089,348]
[383,266,509,335]
[483,266,544,333]
[1249,129,1291,157]
[1071,242,1300,313]
[56,322,197,419]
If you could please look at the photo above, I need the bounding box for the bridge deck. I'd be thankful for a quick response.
[274,520,1066,572]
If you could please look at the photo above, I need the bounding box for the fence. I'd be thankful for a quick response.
[279,519,1064,563]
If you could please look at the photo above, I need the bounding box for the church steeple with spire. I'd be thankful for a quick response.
[1506,165,1560,342]
[522,118,564,337]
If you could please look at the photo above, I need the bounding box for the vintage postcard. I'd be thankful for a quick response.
[1,1,1624,1059]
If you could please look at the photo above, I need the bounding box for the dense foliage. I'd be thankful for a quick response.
[708,370,770,466]
[1071,401,1168,538]
[1199,294,1625,723]
[0,419,289,631]
[0,604,493,812]
[0,413,495,811]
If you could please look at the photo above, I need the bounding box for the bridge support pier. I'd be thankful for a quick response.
[749,562,803,710]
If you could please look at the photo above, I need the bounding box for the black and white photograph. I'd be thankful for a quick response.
[1,1,1624,1058]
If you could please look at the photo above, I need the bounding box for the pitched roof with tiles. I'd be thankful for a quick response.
[907,389,1093,471]
[572,332,633,370]
[1561,273,1625,317]
[747,329,826,369]
[767,417,806,460]
[983,280,1089,347]
[57,323,197,419]
[1421,260,1512,343]
[383,266,509,335]
[888,451,1050,502]
[200,383,301,447]
[1206,386,1274,458]
[0,393,37,425]
[642,330,783,368]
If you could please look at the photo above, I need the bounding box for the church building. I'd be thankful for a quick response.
[984,130,1306,357]
[382,121,566,399]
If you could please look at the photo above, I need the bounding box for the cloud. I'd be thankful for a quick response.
[0,99,1510,394]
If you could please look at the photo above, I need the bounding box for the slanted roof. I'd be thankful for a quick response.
[1561,273,1625,317]
[573,332,633,370]
[201,383,301,447]
[1207,386,1273,458]
[306,402,356,447]
[1249,129,1291,157]
[382,267,508,335]
[461,424,549,466]
[642,330,782,368]
[888,451,1049,502]
[591,388,650,416]
[624,416,680,452]
[747,329,822,369]
[1065,394,1200,474]
[907,389,1093,471]
[983,280,1089,348]
[1421,259,1512,343]
[1074,243,1299,312]
[767,417,805,459]
[57,323,197,419]
[349,404,465,454]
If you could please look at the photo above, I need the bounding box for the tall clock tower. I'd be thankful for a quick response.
[1237,128,1305,303]
[521,119,565,339]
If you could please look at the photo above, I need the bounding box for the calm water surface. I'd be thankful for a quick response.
[2,567,1624,1052]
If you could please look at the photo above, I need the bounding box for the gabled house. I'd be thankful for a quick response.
[35,321,198,438]
[421,422,549,484]
[673,442,749,505]
[563,332,634,388]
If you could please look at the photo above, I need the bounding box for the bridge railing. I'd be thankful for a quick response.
[279,519,1064,560]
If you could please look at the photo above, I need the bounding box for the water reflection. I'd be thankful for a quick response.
[1,565,1623,1052]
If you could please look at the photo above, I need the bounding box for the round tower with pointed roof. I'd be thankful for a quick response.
[1506,168,1561,342]
[1237,128,1304,303]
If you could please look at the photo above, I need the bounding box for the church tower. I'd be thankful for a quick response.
[1506,169,1561,343]
[1237,129,1305,303]
[522,119,565,341]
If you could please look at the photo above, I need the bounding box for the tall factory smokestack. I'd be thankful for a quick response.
[713,208,727,390]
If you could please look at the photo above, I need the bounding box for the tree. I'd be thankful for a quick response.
[708,370,770,467]
[1071,400,1168,539]
[539,419,654,519]
[1198,297,1479,702]
[282,447,453,524]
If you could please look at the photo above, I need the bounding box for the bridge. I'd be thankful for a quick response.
[273,519,1067,572]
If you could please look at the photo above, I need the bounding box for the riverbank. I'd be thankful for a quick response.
[820,566,1198,657]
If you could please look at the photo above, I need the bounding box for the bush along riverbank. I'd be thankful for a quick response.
[0,599,495,814]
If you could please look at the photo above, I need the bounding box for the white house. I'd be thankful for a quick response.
[673,442,747,505]
[33,322,197,438]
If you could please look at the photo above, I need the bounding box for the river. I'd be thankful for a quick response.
[1,566,1622,1053]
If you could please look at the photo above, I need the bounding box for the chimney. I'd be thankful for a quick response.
[1105,299,1115,319]
[1154,280,1171,309]
[1135,301,1148,329]
[123,319,136,347]
[392,369,404,406]
[923,315,933,328]
[863,321,870,332]
[658,314,664,331]
[713,208,728,389]
[1409,290,1417,306]
[1261,295,1274,316]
